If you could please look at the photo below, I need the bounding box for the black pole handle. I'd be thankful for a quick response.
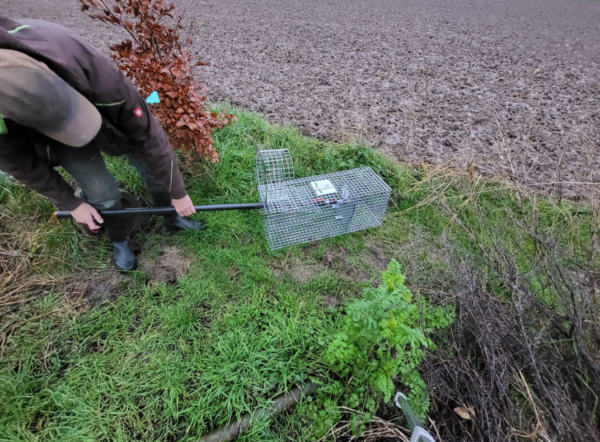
[53,202,265,219]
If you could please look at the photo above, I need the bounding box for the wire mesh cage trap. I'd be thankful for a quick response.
[256,148,392,250]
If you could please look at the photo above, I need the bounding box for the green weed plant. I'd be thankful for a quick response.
[324,260,454,417]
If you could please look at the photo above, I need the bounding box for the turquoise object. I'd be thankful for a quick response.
[146,91,160,104]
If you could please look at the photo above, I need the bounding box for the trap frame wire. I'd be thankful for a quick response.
[55,148,392,251]
[256,148,391,250]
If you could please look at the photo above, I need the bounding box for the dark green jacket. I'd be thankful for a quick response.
[0,17,186,210]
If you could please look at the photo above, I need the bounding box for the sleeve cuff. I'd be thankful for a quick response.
[59,196,84,211]
[169,190,187,200]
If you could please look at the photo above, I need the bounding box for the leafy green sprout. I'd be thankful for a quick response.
[324,259,454,418]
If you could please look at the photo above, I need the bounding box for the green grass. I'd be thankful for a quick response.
[0,109,595,441]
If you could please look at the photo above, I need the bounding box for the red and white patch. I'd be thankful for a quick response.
[133,107,144,118]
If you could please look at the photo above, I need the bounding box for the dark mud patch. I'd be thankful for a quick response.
[139,245,192,284]
[65,271,131,304]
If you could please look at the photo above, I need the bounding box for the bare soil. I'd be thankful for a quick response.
[63,243,192,302]
[139,244,192,284]
[67,271,128,303]
[6,0,600,196]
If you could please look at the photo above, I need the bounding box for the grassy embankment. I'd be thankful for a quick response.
[1,109,596,441]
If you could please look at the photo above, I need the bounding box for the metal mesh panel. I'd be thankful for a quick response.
[256,149,296,210]
[256,149,391,250]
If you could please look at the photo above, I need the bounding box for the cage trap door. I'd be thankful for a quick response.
[255,148,295,207]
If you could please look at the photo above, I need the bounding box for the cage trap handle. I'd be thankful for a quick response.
[53,202,266,219]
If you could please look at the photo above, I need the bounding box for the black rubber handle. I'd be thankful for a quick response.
[53,202,265,219]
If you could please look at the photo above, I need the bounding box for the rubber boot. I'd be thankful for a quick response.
[151,192,205,231]
[102,204,136,271]
[112,240,136,271]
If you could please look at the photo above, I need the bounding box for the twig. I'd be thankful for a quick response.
[93,0,145,49]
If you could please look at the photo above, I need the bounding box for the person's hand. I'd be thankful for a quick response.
[172,195,196,217]
[71,202,104,230]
